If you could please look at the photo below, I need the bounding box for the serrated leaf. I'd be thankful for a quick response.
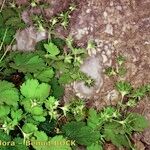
[51,38,66,51]
[0,105,10,118]
[62,121,100,146]
[0,80,19,107]
[22,123,38,134]
[58,73,73,84]
[33,116,46,122]
[11,109,23,121]
[103,122,130,148]
[31,106,44,116]
[5,17,26,29]
[87,143,103,150]
[20,79,50,100]
[34,131,48,141]
[38,118,56,135]
[34,68,54,82]
[116,81,132,97]
[44,42,60,56]
[49,136,72,150]
[87,109,100,129]
[45,96,59,110]
[13,138,29,150]
[127,113,149,132]
[50,78,64,99]
[10,53,46,73]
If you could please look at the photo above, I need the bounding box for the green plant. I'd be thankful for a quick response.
[0,3,149,150]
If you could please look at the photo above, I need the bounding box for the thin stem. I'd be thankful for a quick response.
[0,36,15,62]
[125,134,135,150]
[0,28,8,51]
[0,0,6,12]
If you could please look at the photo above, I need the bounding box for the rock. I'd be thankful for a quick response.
[15,27,47,51]
[74,55,103,99]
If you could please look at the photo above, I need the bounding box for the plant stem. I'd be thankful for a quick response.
[0,28,8,51]
[0,36,15,62]
[0,0,6,12]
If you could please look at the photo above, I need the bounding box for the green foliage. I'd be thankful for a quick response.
[117,55,126,66]
[87,143,103,150]
[62,121,100,146]
[116,81,132,97]
[0,28,15,45]
[103,122,130,148]
[0,7,25,45]
[125,113,149,132]
[44,42,60,56]
[10,53,46,73]
[20,79,50,100]
[13,138,29,150]
[34,68,54,82]
[87,109,100,129]
[105,67,116,76]
[0,80,19,107]
[50,78,64,99]
[0,3,149,150]
[38,118,56,135]
[48,136,72,150]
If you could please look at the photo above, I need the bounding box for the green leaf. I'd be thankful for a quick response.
[33,116,46,122]
[116,81,132,97]
[51,38,66,51]
[58,73,73,84]
[72,48,85,55]
[34,131,48,141]
[0,80,19,107]
[50,78,64,99]
[10,53,46,73]
[11,109,23,121]
[87,143,103,150]
[0,27,15,45]
[22,123,38,134]
[31,106,44,116]
[103,122,130,148]
[131,86,147,99]
[0,130,12,150]
[44,42,60,56]
[0,105,10,118]
[87,109,100,129]
[20,79,50,100]
[62,121,100,146]
[105,67,116,76]
[49,136,72,150]
[34,68,54,82]
[13,138,29,150]
[45,96,59,110]
[38,118,56,135]
[127,113,149,132]
[5,17,26,29]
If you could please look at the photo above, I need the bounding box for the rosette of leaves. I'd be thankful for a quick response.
[20,79,51,123]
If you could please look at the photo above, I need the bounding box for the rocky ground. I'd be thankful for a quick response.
[10,0,150,149]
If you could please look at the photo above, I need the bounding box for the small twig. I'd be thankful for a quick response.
[0,28,8,51]
[0,0,6,12]
[0,36,15,62]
